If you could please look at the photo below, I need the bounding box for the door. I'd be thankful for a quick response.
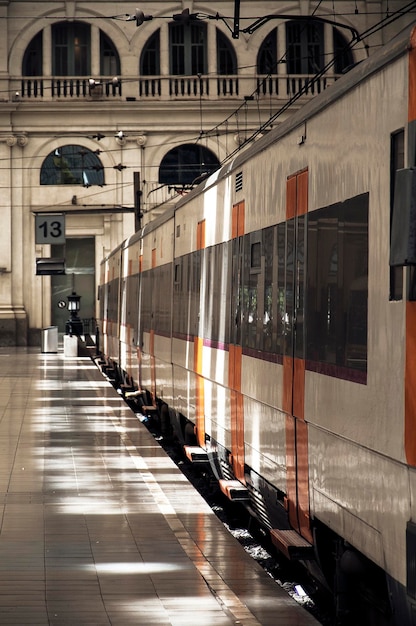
[51,237,95,333]
[229,202,245,481]
[283,170,312,543]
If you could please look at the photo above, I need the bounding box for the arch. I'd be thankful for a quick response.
[159,144,220,186]
[12,11,130,77]
[40,145,105,186]
[21,20,121,78]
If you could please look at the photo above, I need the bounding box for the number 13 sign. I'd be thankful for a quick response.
[35,214,66,244]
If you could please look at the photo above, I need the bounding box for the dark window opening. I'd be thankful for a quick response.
[51,237,95,333]
[257,29,278,74]
[100,32,120,76]
[251,242,261,269]
[169,22,207,75]
[41,145,105,186]
[52,22,90,76]
[23,31,43,76]
[141,31,160,75]
[306,193,369,374]
[333,28,354,74]
[159,144,219,186]
[217,30,237,74]
[390,129,405,301]
[286,20,324,74]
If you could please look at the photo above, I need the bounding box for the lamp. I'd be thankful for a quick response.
[65,290,83,336]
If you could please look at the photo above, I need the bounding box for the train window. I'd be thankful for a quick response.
[173,255,188,337]
[174,263,181,284]
[251,242,261,270]
[153,265,172,334]
[406,521,416,599]
[263,227,276,354]
[202,244,230,345]
[141,271,152,333]
[390,129,404,301]
[243,235,261,350]
[306,193,368,376]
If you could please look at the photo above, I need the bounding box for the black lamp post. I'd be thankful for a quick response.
[65,291,83,336]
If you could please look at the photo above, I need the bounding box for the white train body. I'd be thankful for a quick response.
[99,24,416,625]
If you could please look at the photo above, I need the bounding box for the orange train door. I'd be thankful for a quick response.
[229,202,245,481]
[283,170,313,544]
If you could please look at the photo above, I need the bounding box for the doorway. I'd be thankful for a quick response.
[51,237,95,333]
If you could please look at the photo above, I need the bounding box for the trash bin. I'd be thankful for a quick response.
[41,326,58,353]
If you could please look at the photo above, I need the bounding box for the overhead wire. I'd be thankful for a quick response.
[217,0,416,165]
[0,2,414,189]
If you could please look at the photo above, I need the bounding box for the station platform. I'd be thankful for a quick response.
[0,347,320,625]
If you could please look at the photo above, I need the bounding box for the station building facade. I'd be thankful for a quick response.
[0,0,411,345]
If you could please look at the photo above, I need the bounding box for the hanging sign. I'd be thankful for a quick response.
[35,214,66,245]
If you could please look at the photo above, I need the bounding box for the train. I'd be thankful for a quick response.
[98,23,416,626]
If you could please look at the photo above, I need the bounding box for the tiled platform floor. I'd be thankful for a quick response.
[0,347,320,625]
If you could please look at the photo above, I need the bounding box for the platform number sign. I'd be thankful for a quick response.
[35,214,65,245]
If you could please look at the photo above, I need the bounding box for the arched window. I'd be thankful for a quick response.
[100,32,121,75]
[23,31,43,76]
[217,31,237,74]
[22,22,120,77]
[40,145,105,186]
[141,31,160,75]
[159,144,220,185]
[333,29,354,73]
[257,29,278,74]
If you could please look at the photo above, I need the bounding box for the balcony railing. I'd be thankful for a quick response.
[10,73,339,102]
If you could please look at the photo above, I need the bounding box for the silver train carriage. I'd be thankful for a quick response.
[98,23,416,626]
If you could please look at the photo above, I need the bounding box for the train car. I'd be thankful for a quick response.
[98,23,416,626]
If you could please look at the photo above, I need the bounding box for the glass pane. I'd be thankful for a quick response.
[51,238,95,332]
[286,20,323,74]
[141,31,160,75]
[23,31,43,76]
[390,129,404,301]
[217,30,236,74]
[41,145,105,186]
[306,194,368,372]
[100,32,120,75]
[257,29,277,74]
[169,22,206,75]
[52,22,90,76]
[159,144,219,185]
